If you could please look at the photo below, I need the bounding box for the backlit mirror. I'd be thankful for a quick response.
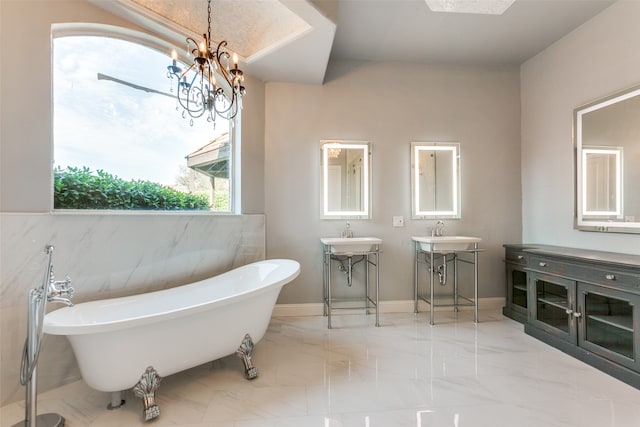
[411,142,461,219]
[321,140,371,219]
[575,84,640,233]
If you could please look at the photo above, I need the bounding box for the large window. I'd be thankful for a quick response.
[53,33,235,212]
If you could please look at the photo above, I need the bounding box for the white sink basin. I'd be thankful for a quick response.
[321,237,382,254]
[412,236,481,253]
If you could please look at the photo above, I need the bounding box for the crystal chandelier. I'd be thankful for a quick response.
[166,0,245,126]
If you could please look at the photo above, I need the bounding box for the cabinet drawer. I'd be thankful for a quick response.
[506,250,528,265]
[529,255,640,292]
[573,267,640,291]
[528,256,570,275]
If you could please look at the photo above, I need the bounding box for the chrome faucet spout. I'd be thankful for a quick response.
[341,222,353,238]
[48,296,74,307]
[435,220,445,237]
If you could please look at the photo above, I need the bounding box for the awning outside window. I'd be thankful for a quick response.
[186,132,229,179]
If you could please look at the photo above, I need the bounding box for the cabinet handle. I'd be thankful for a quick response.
[605,274,616,280]
[573,312,582,319]
[538,262,547,267]
[565,308,573,315]
[517,255,524,260]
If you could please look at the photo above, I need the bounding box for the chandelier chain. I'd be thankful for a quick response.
[207,0,212,52]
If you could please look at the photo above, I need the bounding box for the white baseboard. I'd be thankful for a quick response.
[272,297,505,317]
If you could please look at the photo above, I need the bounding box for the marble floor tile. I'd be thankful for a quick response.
[3,310,640,427]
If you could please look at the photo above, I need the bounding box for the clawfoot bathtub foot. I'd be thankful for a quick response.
[132,366,162,421]
[236,333,258,379]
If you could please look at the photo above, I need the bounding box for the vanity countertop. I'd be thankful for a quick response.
[504,244,640,269]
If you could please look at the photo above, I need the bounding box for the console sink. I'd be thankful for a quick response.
[321,237,382,254]
[412,236,481,253]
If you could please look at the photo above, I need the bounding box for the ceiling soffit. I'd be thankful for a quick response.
[130,0,311,58]
[91,0,335,84]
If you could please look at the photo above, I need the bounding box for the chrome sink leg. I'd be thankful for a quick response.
[133,366,162,422]
[236,334,258,379]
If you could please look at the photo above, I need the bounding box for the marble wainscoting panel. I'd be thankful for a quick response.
[0,213,265,406]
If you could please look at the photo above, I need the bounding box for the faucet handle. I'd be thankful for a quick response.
[50,276,74,299]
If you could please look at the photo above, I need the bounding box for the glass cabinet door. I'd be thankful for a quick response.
[530,273,576,341]
[504,264,528,322]
[578,283,638,370]
[510,268,528,309]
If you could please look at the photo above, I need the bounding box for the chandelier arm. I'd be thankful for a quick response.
[215,40,229,63]
[185,37,201,57]
[213,88,237,115]
[185,37,199,48]
[179,85,206,119]
[214,47,234,87]
[179,63,197,80]
[177,72,206,118]
[178,97,206,118]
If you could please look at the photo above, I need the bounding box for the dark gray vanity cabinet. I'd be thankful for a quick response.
[504,245,640,389]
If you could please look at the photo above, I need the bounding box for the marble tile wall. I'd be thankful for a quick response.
[0,213,265,406]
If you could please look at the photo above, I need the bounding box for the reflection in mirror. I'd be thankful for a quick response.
[411,142,460,219]
[581,147,622,218]
[321,140,371,219]
[575,84,640,233]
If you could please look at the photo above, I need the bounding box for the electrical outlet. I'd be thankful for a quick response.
[393,216,405,227]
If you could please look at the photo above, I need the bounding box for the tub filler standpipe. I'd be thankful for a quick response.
[13,245,73,427]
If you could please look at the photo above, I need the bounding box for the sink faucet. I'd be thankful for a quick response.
[341,222,353,238]
[432,220,445,237]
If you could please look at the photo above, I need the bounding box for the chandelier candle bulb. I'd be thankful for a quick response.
[171,50,177,67]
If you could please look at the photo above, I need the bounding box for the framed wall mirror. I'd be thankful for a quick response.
[411,142,461,219]
[321,140,371,219]
[575,84,640,233]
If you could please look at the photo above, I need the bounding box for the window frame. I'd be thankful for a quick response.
[51,23,241,214]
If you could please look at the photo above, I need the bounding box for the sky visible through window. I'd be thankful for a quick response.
[53,36,228,187]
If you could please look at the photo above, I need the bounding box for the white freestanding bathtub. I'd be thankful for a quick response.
[43,259,300,421]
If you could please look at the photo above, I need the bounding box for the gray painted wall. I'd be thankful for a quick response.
[265,61,522,305]
[521,0,640,255]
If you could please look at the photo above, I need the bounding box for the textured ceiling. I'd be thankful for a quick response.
[94,0,617,84]
[130,0,310,58]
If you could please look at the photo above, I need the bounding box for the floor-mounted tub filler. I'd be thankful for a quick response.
[13,245,73,427]
[43,259,300,422]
